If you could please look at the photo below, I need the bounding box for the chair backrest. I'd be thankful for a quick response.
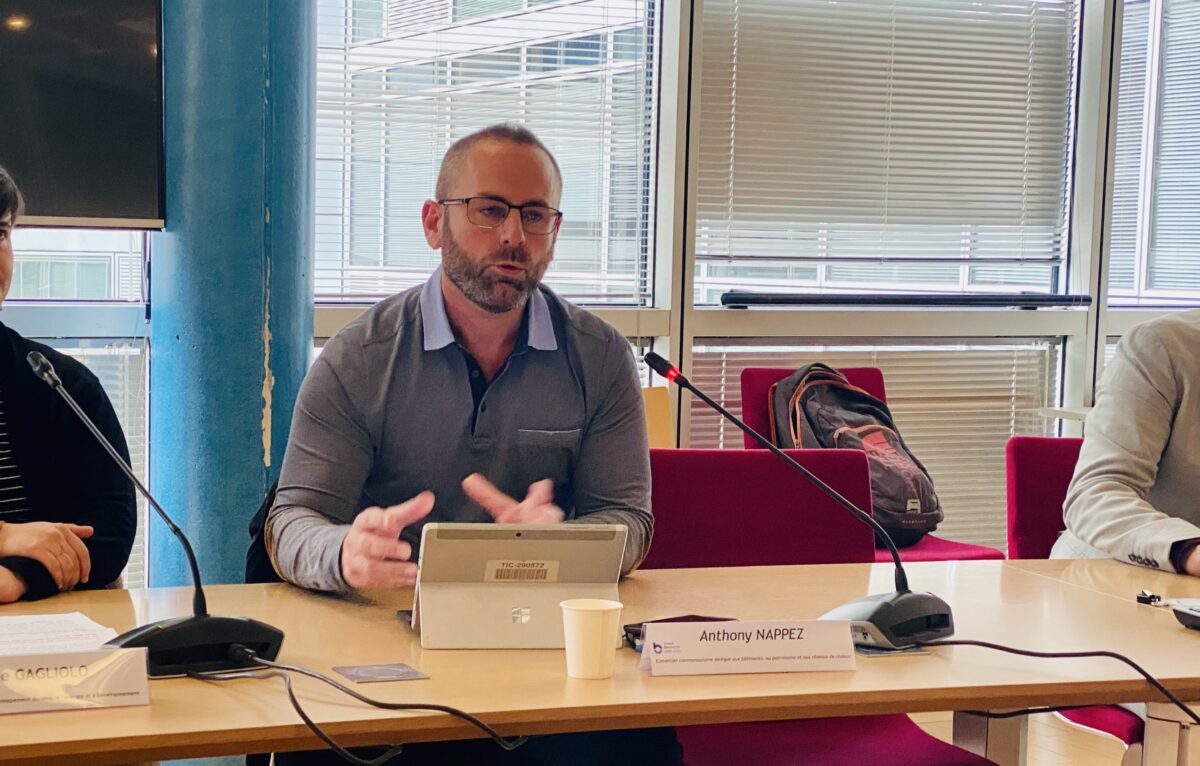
[1005,436,1083,559]
[642,386,674,449]
[738,367,888,449]
[642,448,875,569]
[245,480,284,584]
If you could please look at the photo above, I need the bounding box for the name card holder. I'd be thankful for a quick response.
[0,648,149,714]
[641,620,856,676]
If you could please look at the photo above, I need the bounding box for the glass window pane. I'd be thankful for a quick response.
[9,229,143,302]
[694,0,1079,301]
[37,339,149,588]
[317,0,659,305]
[1107,0,1151,296]
[1108,0,1200,305]
[689,339,1062,550]
[1147,0,1200,296]
[454,0,522,22]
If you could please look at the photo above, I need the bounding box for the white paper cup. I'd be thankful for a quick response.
[560,598,623,679]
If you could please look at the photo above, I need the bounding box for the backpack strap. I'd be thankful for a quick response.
[788,364,853,447]
[767,380,782,445]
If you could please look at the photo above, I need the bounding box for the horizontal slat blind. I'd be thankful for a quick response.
[688,340,1060,550]
[1108,0,1150,293]
[46,340,149,587]
[694,0,1078,299]
[1147,0,1200,292]
[316,0,657,304]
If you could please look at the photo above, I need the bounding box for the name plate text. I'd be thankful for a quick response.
[641,620,855,676]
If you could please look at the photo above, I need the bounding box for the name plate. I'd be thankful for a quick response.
[0,648,149,715]
[641,620,855,676]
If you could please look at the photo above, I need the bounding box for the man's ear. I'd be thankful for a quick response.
[421,199,443,249]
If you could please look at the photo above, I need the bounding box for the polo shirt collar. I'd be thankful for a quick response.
[421,268,558,352]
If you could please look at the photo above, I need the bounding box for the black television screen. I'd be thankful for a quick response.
[0,1,162,226]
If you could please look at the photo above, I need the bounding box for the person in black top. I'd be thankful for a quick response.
[0,166,137,603]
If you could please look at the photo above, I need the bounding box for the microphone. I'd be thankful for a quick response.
[27,351,284,677]
[644,352,953,650]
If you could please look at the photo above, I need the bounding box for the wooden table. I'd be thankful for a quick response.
[3,559,1200,765]
[1011,558,1200,766]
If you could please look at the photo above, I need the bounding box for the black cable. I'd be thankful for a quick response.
[960,705,1107,719]
[191,668,405,766]
[190,645,527,765]
[918,638,1200,725]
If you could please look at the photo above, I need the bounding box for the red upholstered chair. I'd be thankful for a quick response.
[646,449,996,766]
[678,717,995,766]
[739,367,887,447]
[644,449,874,569]
[1006,436,1145,765]
[1005,436,1083,560]
[738,367,1005,563]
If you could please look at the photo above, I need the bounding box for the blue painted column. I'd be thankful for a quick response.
[150,1,313,588]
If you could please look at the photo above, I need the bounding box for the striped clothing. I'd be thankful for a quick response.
[0,392,27,518]
[0,324,136,601]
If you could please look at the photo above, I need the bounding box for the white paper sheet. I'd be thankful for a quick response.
[0,612,118,655]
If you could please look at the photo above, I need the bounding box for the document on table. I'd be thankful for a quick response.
[0,612,118,655]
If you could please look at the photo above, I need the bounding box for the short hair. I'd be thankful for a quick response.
[0,166,24,223]
[435,123,562,201]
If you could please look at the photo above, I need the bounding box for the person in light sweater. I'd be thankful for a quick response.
[1051,310,1200,575]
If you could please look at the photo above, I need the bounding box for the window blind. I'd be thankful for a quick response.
[316,0,658,304]
[1108,0,1200,304]
[49,340,149,587]
[1147,0,1200,293]
[694,0,1079,300]
[1108,0,1151,294]
[688,340,1061,550]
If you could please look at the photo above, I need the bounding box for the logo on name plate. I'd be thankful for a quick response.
[652,642,664,654]
[511,607,532,624]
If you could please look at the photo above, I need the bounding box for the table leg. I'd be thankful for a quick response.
[953,710,1028,766]
[1146,702,1200,766]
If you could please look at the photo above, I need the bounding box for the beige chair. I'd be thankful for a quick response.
[642,386,674,448]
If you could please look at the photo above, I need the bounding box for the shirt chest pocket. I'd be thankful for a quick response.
[513,428,582,487]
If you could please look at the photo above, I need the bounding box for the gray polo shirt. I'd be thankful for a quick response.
[266,270,652,593]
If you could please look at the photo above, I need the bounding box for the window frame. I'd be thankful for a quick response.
[315,0,1171,461]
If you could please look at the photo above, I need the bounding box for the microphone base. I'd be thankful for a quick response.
[106,614,285,678]
[820,591,954,650]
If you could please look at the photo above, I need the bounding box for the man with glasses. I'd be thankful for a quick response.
[267,124,675,764]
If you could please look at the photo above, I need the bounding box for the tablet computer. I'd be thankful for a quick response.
[412,523,628,649]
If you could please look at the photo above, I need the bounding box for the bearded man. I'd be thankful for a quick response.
[268,121,652,593]
[266,121,671,766]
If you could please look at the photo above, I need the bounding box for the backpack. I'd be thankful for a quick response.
[768,363,943,539]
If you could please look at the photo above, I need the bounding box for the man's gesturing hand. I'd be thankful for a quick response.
[462,474,564,524]
[340,492,434,589]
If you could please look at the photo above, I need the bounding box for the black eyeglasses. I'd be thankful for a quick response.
[439,197,562,235]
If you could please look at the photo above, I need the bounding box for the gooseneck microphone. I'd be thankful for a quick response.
[644,351,954,649]
[28,351,284,677]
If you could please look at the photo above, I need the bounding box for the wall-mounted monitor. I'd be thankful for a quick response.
[0,1,163,228]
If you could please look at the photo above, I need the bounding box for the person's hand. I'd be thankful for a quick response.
[340,492,434,590]
[462,474,564,524]
[0,521,93,591]
[1185,544,1200,577]
[0,566,26,603]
